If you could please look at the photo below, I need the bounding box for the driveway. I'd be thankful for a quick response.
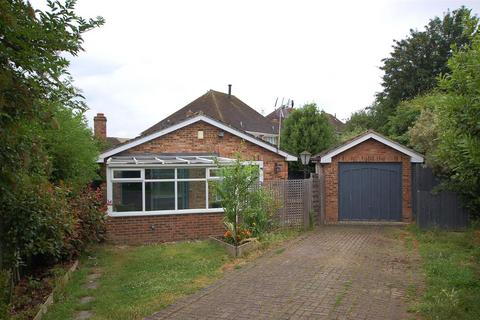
[146,226,422,320]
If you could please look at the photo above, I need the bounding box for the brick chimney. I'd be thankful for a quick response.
[93,113,107,140]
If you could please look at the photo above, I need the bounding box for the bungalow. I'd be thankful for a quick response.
[95,88,297,243]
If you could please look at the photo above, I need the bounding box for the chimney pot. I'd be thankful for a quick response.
[228,84,232,96]
[93,113,107,140]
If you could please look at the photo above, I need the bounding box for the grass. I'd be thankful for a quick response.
[403,224,480,320]
[43,228,301,320]
[334,281,351,309]
[43,241,229,320]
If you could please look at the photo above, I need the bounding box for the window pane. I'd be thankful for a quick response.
[178,168,205,179]
[208,180,222,208]
[145,169,174,180]
[208,168,221,177]
[177,181,206,209]
[145,182,175,211]
[113,170,141,179]
[112,182,142,212]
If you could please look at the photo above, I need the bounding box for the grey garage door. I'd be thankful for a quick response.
[339,163,402,221]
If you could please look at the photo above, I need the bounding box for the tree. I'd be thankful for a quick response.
[408,107,440,167]
[346,7,479,134]
[432,35,480,214]
[406,35,480,215]
[386,94,444,145]
[0,0,104,274]
[280,104,336,170]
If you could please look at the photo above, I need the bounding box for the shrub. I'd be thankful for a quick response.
[0,270,10,320]
[242,188,279,236]
[68,184,107,254]
[217,158,279,245]
[0,178,74,270]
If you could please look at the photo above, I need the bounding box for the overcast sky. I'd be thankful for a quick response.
[32,0,480,138]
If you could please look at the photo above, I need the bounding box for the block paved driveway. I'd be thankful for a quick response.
[146,226,422,320]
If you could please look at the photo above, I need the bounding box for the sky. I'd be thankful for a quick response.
[31,0,480,138]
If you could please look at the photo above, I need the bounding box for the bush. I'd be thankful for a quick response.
[0,178,74,270]
[0,270,10,320]
[217,158,280,244]
[69,185,107,253]
[242,188,279,236]
[0,179,107,276]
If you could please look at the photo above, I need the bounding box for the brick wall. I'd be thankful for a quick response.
[121,121,288,180]
[106,213,224,244]
[106,120,290,243]
[321,139,412,222]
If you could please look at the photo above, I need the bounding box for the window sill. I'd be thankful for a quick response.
[107,208,224,217]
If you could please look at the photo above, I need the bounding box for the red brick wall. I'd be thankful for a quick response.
[321,139,412,222]
[106,213,224,244]
[121,121,288,180]
[106,120,289,243]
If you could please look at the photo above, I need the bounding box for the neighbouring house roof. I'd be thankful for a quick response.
[97,114,298,163]
[142,90,278,136]
[105,137,130,149]
[267,107,346,133]
[324,113,346,133]
[311,130,424,163]
[266,106,294,121]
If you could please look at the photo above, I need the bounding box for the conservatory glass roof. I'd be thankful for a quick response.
[106,154,236,166]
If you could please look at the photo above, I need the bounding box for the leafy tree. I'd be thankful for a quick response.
[44,105,100,188]
[407,35,480,215]
[386,94,444,145]
[0,0,104,275]
[409,107,440,167]
[432,35,480,214]
[280,104,336,170]
[343,108,376,133]
[376,7,478,129]
[346,7,479,134]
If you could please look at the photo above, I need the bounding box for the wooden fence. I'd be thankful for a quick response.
[413,165,469,230]
[262,177,323,229]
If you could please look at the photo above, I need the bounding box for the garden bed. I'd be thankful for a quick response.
[209,236,259,258]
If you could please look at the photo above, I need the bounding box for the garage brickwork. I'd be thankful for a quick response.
[106,121,289,243]
[321,139,412,222]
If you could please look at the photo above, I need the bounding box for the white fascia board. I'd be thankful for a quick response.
[97,115,298,163]
[320,132,424,163]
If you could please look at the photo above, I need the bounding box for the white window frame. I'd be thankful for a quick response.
[108,166,224,217]
[107,163,263,217]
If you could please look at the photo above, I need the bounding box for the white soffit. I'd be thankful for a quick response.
[320,132,424,163]
[97,115,298,163]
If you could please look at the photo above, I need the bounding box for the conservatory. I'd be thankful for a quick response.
[105,154,239,217]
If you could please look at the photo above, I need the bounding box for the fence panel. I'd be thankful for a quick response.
[413,165,469,230]
[262,178,320,229]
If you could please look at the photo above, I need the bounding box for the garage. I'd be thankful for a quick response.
[312,131,424,223]
[338,163,402,221]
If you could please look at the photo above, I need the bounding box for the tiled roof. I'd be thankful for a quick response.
[142,90,278,136]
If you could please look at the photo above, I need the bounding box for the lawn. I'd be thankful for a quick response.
[43,229,300,320]
[43,241,228,320]
[404,225,480,320]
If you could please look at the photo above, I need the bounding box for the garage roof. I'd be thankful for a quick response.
[312,130,424,163]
